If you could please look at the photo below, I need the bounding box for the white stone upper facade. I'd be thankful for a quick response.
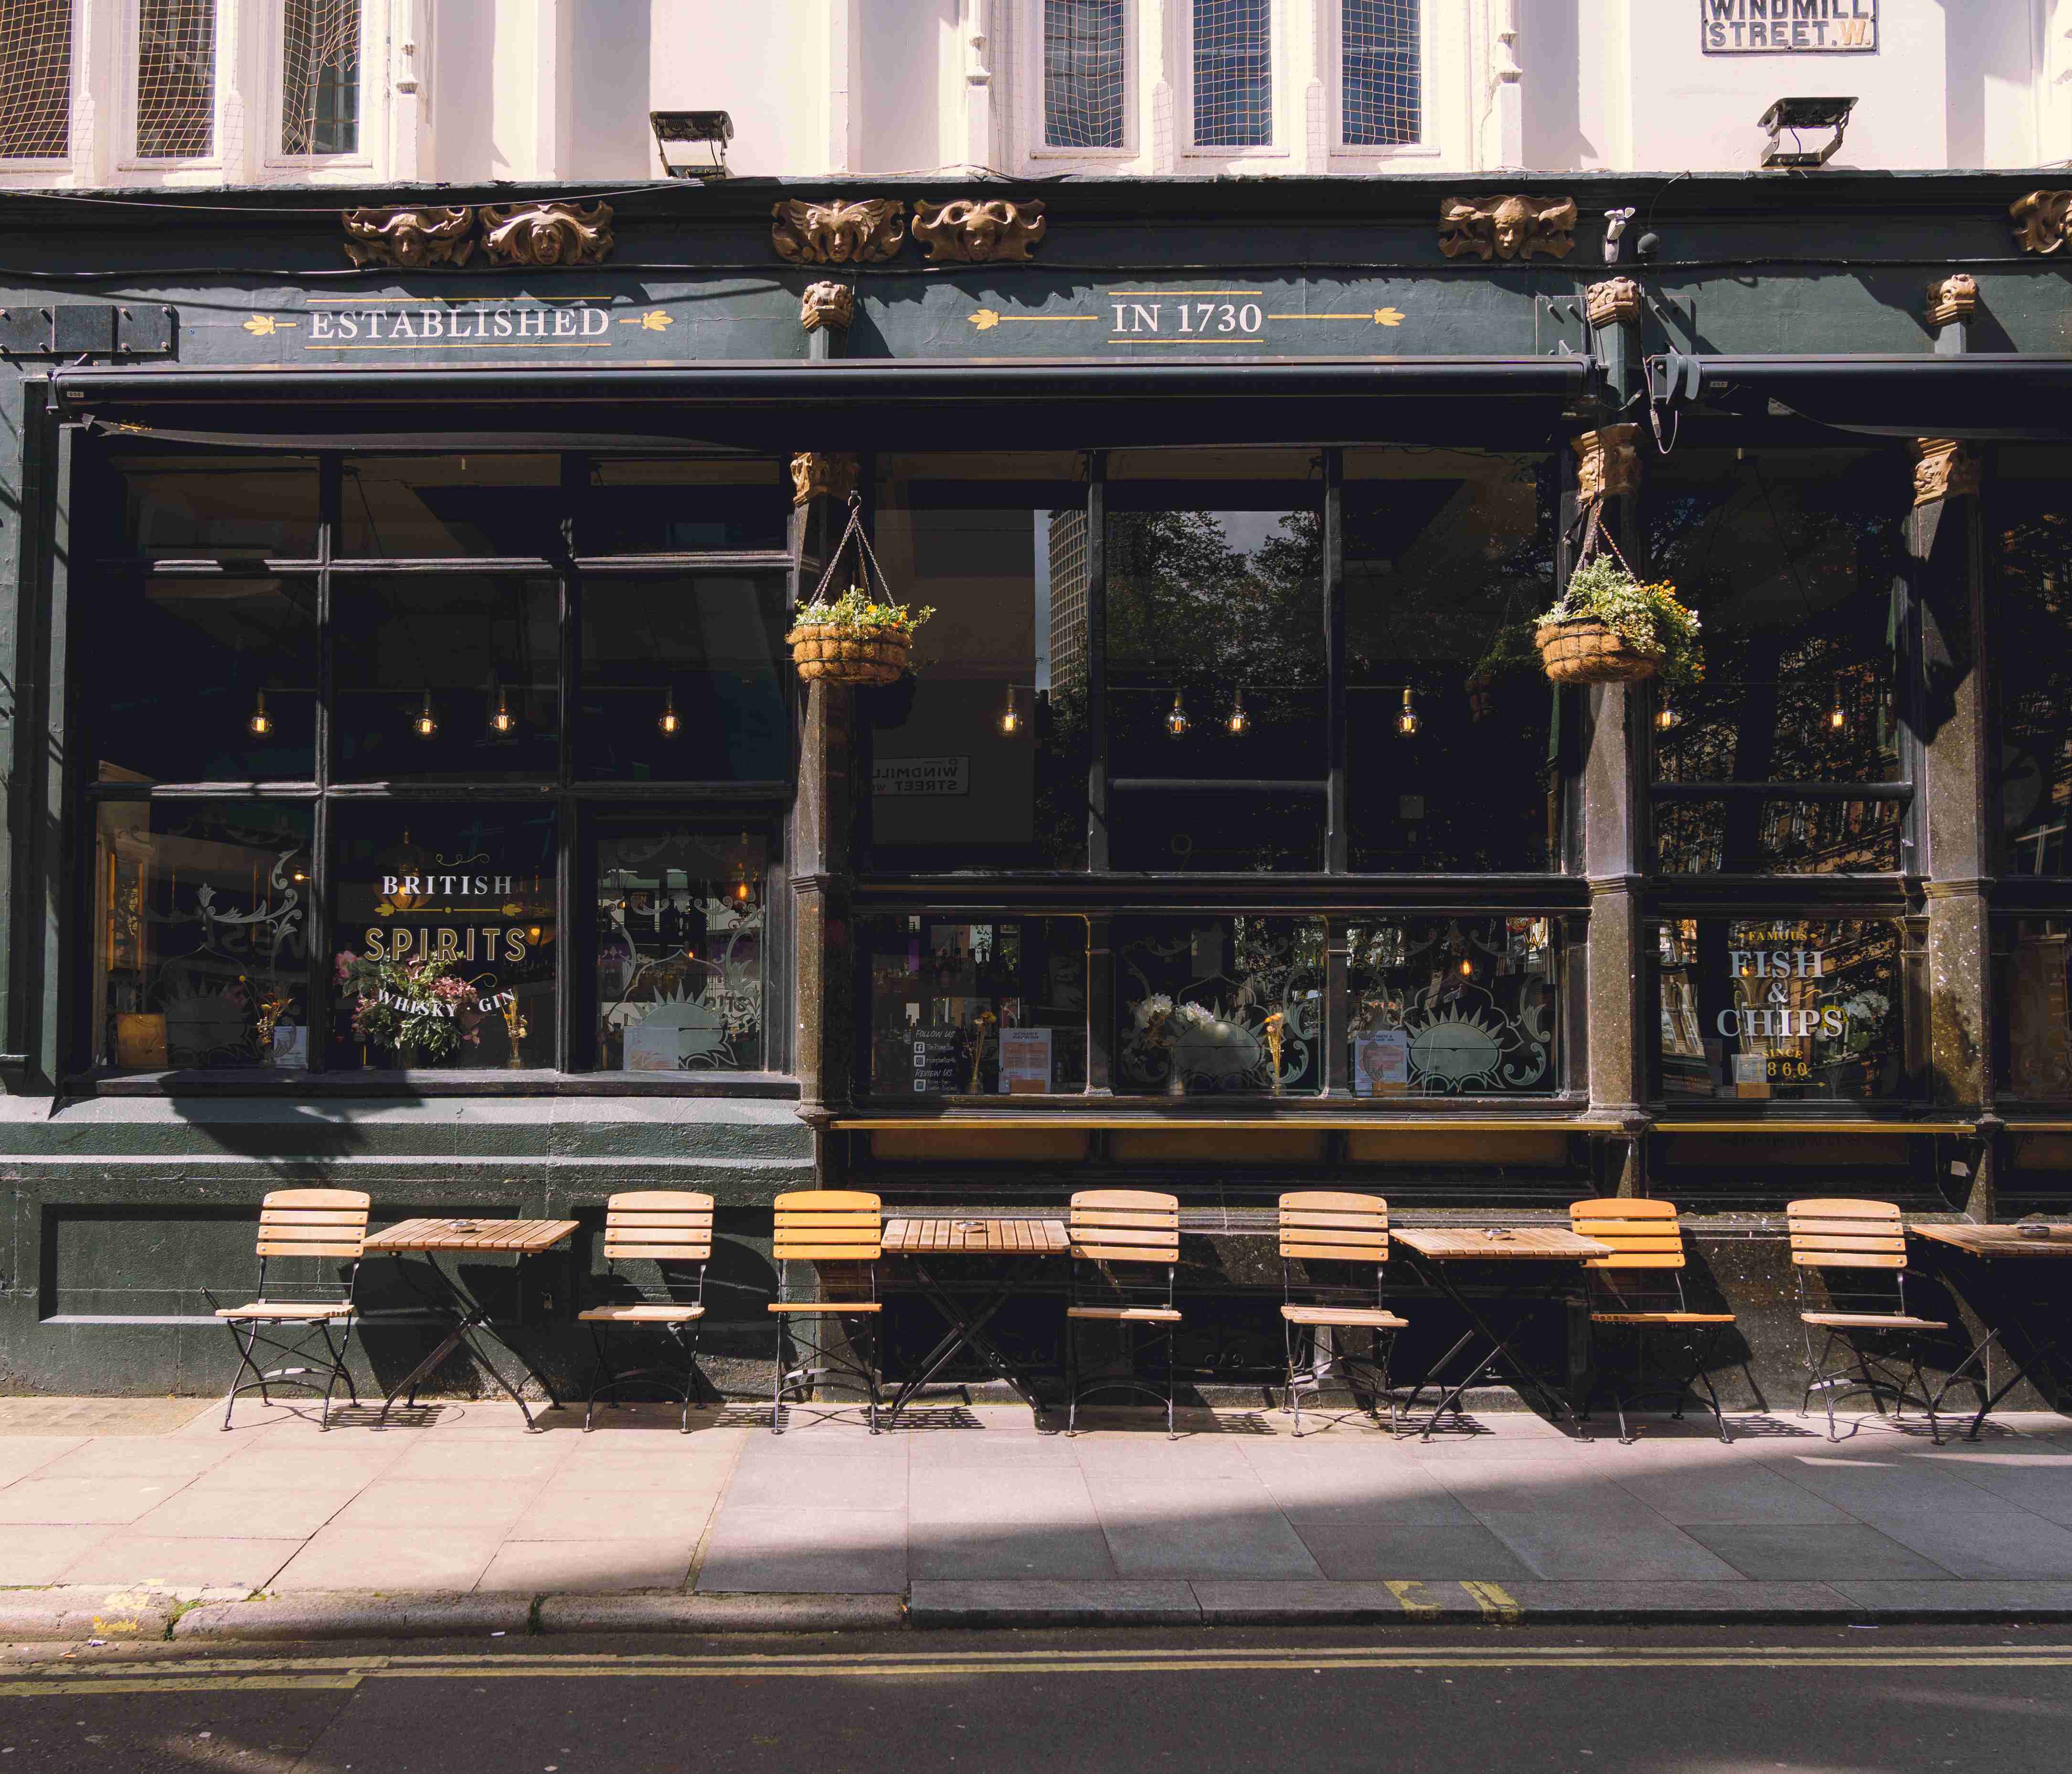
[0,0,2060,190]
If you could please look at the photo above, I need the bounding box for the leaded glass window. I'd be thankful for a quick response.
[1341,0,1418,146]
[1192,0,1271,148]
[1044,0,1125,150]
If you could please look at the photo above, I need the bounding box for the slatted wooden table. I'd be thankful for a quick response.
[363,1218,582,1430]
[1910,1223,2072,1438]
[1391,1226,1615,1440]
[881,1216,1071,1422]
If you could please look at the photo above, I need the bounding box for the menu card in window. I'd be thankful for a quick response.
[997,1026,1053,1094]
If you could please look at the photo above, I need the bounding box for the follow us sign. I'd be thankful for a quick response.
[1701,0,1875,53]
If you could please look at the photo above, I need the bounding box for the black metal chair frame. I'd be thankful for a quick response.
[1065,1257,1180,1440]
[583,1258,711,1435]
[773,1258,883,1435]
[1797,1264,1944,1446]
[1281,1254,1400,1437]
[1582,1266,1734,1446]
[207,1255,362,1433]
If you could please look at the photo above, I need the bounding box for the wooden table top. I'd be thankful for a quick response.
[1912,1224,2072,1258]
[883,1216,1070,1256]
[1393,1226,1615,1263]
[364,1217,581,1255]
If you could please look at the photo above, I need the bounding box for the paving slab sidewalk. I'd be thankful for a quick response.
[4,1397,2072,1638]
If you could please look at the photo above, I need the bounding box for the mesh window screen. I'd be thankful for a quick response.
[1192,0,1271,148]
[0,0,73,159]
[282,0,359,155]
[1044,0,1125,149]
[136,0,214,159]
[1342,0,1418,146]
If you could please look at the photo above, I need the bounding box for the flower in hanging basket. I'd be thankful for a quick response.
[1535,556,1702,691]
[785,585,937,686]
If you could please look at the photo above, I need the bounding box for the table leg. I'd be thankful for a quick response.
[1405,1255,1593,1443]
[1934,1329,2061,1442]
[887,1259,1051,1426]
[375,1250,563,1430]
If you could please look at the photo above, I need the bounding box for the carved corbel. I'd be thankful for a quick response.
[341,205,475,269]
[772,199,905,265]
[1912,439,1980,507]
[1585,276,1642,329]
[478,201,614,267]
[1439,193,1577,262]
[800,282,856,334]
[791,452,860,507]
[911,198,1047,263]
[2011,190,2072,254]
[1927,272,1977,328]
[1573,424,1641,502]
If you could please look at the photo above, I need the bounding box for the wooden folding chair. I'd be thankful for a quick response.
[1066,1189,1183,1439]
[209,1188,368,1431]
[1278,1192,1407,1436]
[578,1191,712,1433]
[768,1190,883,1434]
[1570,1197,1738,1444]
[1789,1197,1948,1445]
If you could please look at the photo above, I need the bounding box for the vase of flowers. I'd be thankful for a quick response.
[335,951,478,1067]
[1536,555,1702,691]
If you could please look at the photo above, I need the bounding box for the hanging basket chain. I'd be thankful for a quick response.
[790,494,919,686]
[805,493,893,609]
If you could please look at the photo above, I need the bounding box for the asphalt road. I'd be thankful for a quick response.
[1,1625,2066,1774]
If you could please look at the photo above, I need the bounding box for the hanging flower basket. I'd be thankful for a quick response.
[786,620,912,686]
[1534,616,1660,686]
[1535,512,1702,693]
[786,493,935,688]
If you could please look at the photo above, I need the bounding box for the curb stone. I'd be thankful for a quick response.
[0,1585,181,1644]
[172,1591,533,1641]
[539,1594,905,1635]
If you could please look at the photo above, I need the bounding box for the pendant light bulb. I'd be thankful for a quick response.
[1460,956,1474,978]
[1655,699,1679,732]
[1166,691,1189,738]
[733,832,754,904]
[489,686,515,735]
[999,687,1020,736]
[659,687,680,737]
[247,691,272,737]
[1226,689,1249,736]
[1396,686,1420,736]
[412,691,437,739]
[1828,695,1847,732]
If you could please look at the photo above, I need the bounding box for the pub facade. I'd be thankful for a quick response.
[0,167,2066,1412]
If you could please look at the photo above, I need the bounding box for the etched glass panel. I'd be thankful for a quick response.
[1346,917,1560,1097]
[1116,916,1322,1096]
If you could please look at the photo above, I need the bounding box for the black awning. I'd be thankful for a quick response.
[51,354,1597,453]
[1648,352,2072,440]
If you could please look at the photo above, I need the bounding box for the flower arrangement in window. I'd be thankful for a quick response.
[1537,554,1703,693]
[335,950,479,1064]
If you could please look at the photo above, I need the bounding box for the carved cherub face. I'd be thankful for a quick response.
[526,222,572,265]
[1490,197,1536,259]
[949,201,1009,257]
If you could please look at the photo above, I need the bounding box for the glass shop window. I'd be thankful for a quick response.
[1654,797,1904,875]
[92,801,312,1071]
[340,455,564,558]
[331,805,557,1068]
[867,454,1089,869]
[1655,917,1908,1101]
[89,574,316,783]
[1344,449,1558,872]
[331,575,560,781]
[1346,916,1560,1097]
[1996,916,2072,1103]
[580,459,791,555]
[1105,450,1323,871]
[1993,448,2072,876]
[577,572,789,783]
[1116,916,1322,1096]
[861,916,1088,1096]
[104,452,319,561]
[597,829,767,1073]
[1649,449,1904,789]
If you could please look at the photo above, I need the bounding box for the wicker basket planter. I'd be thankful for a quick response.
[786,622,912,686]
[1534,617,1659,686]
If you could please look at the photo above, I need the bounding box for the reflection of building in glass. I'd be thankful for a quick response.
[1048,508,1089,698]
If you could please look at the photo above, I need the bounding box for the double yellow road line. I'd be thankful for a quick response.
[5,1642,2070,1700]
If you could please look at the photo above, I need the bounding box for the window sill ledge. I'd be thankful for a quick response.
[74,1068,799,1100]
